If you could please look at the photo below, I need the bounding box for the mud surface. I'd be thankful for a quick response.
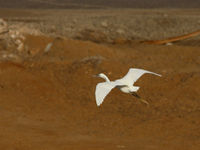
[0,9,200,150]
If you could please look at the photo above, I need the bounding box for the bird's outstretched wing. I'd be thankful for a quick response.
[95,81,123,106]
[119,68,161,85]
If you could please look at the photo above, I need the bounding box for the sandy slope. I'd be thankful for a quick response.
[0,33,199,149]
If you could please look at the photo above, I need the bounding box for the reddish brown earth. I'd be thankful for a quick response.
[0,33,199,150]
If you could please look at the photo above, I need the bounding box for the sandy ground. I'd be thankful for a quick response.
[1,8,200,41]
[0,9,200,150]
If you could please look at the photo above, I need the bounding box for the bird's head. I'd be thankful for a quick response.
[97,73,106,78]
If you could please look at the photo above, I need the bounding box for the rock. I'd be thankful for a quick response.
[163,14,168,17]
[116,28,125,35]
[0,18,8,35]
[80,55,105,65]
[0,51,21,62]
[17,42,24,52]
[0,18,7,26]
[9,30,26,52]
[76,29,110,43]
[72,19,77,24]
[28,48,41,56]
[166,42,173,46]
[113,37,130,44]
[44,42,53,53]
[101,21,108,28]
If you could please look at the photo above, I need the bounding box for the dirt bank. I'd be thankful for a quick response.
[0,33,199,149]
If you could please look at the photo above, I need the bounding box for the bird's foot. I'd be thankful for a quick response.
[139,98,149,105]
[131,92,149,105]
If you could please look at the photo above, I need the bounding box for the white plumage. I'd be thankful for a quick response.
[95,68,161,106]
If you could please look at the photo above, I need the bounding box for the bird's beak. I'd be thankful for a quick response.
[93,74,101,78]
[93,74,98,77]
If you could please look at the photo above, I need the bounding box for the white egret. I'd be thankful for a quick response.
[95,68,161,106]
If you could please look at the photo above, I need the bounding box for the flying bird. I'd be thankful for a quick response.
[95,68,161,106]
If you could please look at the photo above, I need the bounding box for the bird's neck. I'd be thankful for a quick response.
[102,74,110,82]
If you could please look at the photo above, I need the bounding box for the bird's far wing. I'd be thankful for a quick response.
[119,68,161,85]
[95,81,122,107]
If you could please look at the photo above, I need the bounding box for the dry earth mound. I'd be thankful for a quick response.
[0,25,199,149]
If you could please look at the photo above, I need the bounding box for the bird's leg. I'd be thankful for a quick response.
[131,92,149,105]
